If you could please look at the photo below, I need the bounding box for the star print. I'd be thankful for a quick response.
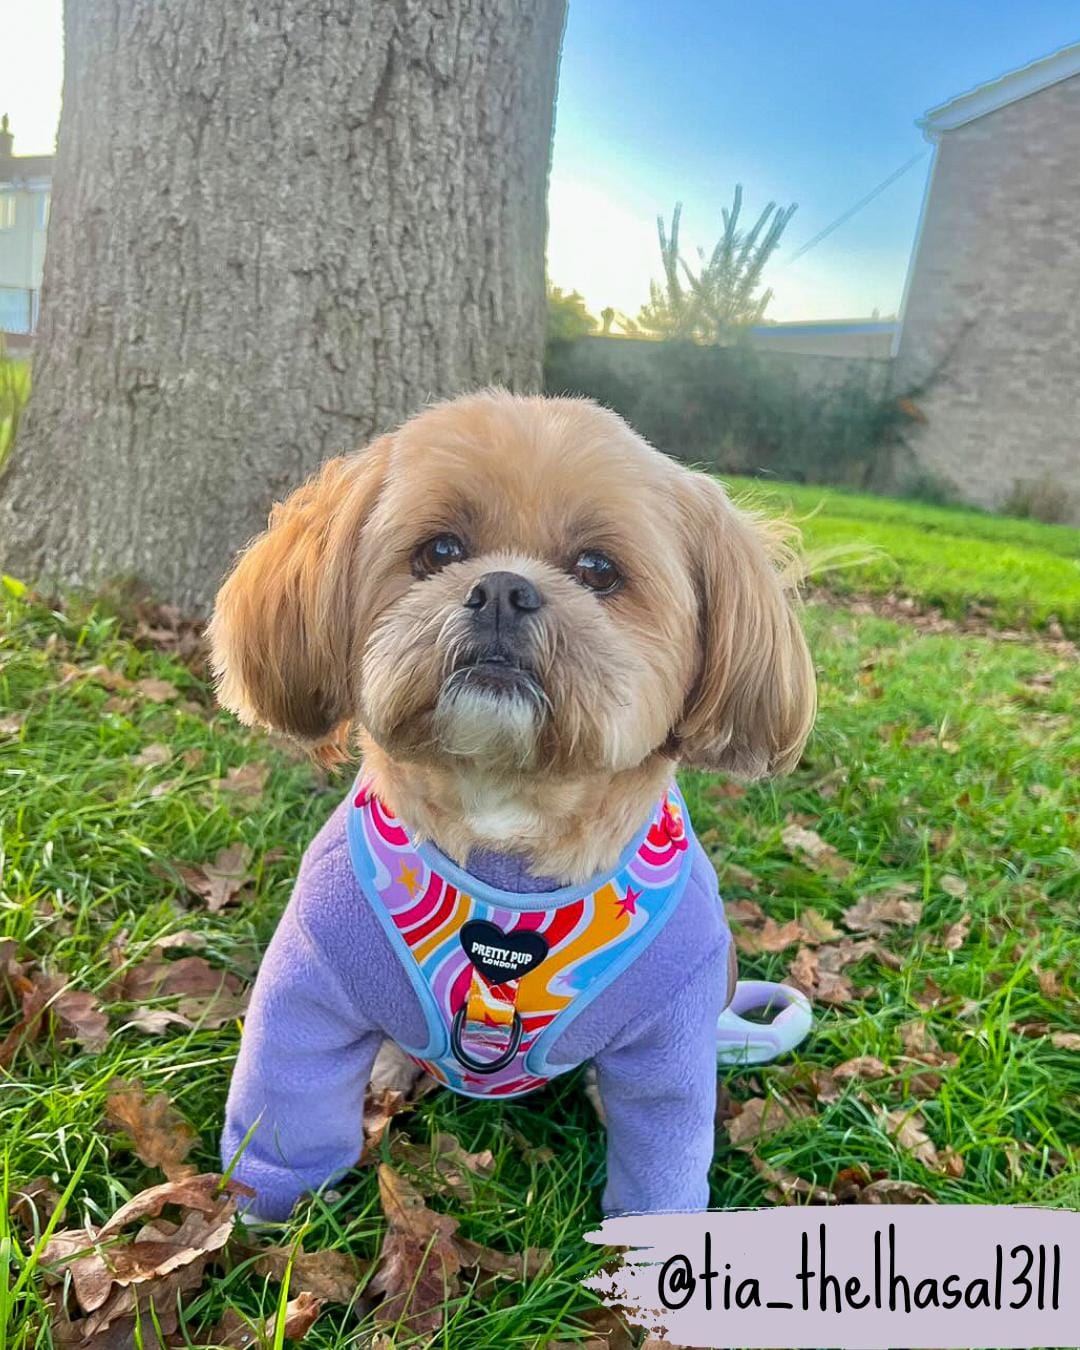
[616,885,641,917]
[397,861,421,896]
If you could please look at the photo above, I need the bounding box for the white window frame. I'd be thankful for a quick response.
[35,192,50,230]
[0,194,16,230]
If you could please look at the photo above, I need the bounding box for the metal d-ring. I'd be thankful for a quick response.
[450,1005,523,1074]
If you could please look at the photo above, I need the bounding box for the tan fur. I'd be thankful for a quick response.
[210,391,816,883]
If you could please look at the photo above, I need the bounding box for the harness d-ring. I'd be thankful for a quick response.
[450,1005,523,1074]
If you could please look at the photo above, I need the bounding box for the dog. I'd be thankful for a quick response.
[210,389,815,1219]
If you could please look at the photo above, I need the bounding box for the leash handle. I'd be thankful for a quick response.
[716,979,813,1065]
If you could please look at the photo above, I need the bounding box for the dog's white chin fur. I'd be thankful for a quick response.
[433,680,542,767]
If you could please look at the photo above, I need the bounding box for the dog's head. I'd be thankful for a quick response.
[210,391,815,780]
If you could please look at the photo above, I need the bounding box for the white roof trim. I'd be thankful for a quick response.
[919,39,1080,138]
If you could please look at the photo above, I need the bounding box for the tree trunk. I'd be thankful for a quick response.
[1,0,566,612]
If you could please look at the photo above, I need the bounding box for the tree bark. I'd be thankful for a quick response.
[1,0,566,612]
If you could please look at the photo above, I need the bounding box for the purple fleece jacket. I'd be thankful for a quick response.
[222,793,732,1219]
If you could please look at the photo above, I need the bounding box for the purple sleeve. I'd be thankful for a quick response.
[220,896,382,1220]
[594,943,728,1216]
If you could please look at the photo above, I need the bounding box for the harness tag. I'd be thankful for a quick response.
[460,921,548,980]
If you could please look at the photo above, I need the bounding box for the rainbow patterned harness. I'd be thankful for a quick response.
[346,780,696,1098]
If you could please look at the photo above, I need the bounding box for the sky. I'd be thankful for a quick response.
[3,0,1079,322]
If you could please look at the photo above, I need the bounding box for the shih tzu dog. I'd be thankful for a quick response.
[210,390,814,1219]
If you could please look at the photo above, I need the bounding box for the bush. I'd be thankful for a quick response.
[0,341,31,473]
[1002,475,1075,525]
[544,335,916,488]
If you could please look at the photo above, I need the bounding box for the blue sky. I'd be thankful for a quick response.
[5,1,1079,322]
[548,0,1080,320]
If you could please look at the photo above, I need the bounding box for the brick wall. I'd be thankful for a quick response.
[895,75,1080,521]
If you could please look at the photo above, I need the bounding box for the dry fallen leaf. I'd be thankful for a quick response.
[726,1094,811,1150]
[940,873,968,898]
[42,1172,250,1348]
[1051,1032,1080,1051]
[251,1245,369,1304]
[0,968,109,1066]
[370,1165,462,1337]
[213,762,270,801]
[786,947,856,1005]
[877,1107,958,1175]
[0,710,26,735]
[781,821,854,878]
[389,1131,495,1200]
[175,842,254,913]
[733,916,806,955]
[133,743,172,768]
[273,1292,323,1342]
[942,914,971,951]
[9,1175,65,1234]
[751,1155,835,1205]
[133,677,180,703]
[105,1080,199,1180]
[843,889,923,935]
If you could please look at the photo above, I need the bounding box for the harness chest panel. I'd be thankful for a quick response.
[346,782,696,1098]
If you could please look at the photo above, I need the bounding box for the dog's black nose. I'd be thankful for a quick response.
[464,571,543,621]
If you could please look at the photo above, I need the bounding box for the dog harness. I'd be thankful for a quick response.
[346,780,696,1098]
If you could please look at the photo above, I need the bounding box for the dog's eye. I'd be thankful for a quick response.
[572,551,621,594]
[413,533,468,578]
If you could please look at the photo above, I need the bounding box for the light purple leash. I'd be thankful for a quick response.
[715,980,813,1065]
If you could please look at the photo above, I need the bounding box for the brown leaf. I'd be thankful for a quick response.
[104,1080,199,1180]
[940,873,968,898]
[271,1292,323,1342]
[152,929,208,952]
[857,1177,937,1204]
[0,710,26,735]
[9,1176,65,1233]
[781,821,854,878]
[213,762,269,801]
[1035,965,1064,998]
[252,1246,368,1304]
[133,678,180,703]
[877,1107,953,1173]
[133,743,172,768]
[175,842,254,912]
[122,1009,194,1035]
[112,954,243,1003]
[843,890,923,935]
[724,898,766,925]
[1051,1032,1080,1051]
[726,1094,811,1150]
[751,1156,835,1205]
[733,916,805,955]
[786,946,856,1005]
[99,1173,249,1240]
[832,1055,888,1083]
[798,907,842,943]
[371,1166,461,1335]
[389,1131,494,1200]
[53,988,110,1052]
[942,915,971,951]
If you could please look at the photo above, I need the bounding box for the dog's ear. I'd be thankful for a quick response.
[673,472,816,778]
[209,437,391,754]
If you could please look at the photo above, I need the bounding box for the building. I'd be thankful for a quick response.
[894,42,1080,520]
[0,115,53,349]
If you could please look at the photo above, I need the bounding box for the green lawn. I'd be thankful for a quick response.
[725,476,1080,637]
[1,527,1079,1347]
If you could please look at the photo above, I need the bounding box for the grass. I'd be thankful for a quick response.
[2,542,1079,1347]
[725,475,1080,637]
[0,350,30,475]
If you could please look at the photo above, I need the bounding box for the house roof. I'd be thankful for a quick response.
[920,39,1080,138]
[0,153,55,185]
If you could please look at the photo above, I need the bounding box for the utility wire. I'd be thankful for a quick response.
[783,149,930,264]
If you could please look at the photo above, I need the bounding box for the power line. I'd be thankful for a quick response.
[783,149,930,264]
